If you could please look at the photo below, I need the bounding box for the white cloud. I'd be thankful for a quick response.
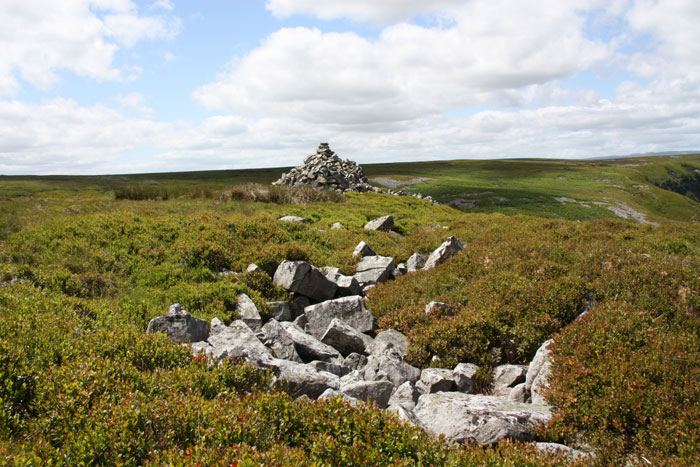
[265,0,466,22]
[195,1,612,126]
[0,0,181,95]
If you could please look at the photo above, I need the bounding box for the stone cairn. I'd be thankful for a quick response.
[273,143,437,203]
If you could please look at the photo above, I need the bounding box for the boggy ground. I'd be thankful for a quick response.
[0,182,698,465]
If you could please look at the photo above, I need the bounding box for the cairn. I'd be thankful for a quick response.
[273,143,377,193]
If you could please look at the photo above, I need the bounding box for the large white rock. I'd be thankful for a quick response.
[273,260,337,302]
[453,363,480,393]
[413,392,552,445]
[423,236,465,270]
[388,381,420,410]
[274,360,340,399]
[368,329,409,358]
[416,368,455,394]
[304,295,376,339]
[147,303,209,343]
[352,241,376,258]
[364,352,421,387]
[353,255,395,286]
[406,253,426,272]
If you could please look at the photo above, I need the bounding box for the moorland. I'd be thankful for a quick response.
[0,154,699,465]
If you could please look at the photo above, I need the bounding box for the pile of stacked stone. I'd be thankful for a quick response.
[273,143,376,193]
[146,229,593,459]
[273,143,437,203]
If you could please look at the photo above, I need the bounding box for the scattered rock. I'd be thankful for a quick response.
[330,222,344,229]
[508,383,529,403]
[146,304,209,344]
[322,267,362,297]
[423,236,465,270]
[261,319,302,362]
[275,360,340,399]
[364,353,421,387]
[526,339,553,405]
[278,321,341,363]
[207,319,272,361]
[535,442,595,462]
[352,241,376,258]
[453,363,480,393]
[492,364,528,396]
[279,215,308,223]
[321,318,374,357]
[318,388,357,403]
[368,329,409,358]
[416,368,455,394]
[413,393,552,445]
[304,295,376,339]
[353,255,395,287]
[273,260,337,302]
[237,293,262,332]
[246,263,262,273]
[340,380,394,408]
[268,301,292,322]
[389,381,420,410]
[364,215,394,232]
[406,253,426,272]
[424,301,451,315]
[343,353,368,372]
[292,313,308,330]
[309,360,347,377]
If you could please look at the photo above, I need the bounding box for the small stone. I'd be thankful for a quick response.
[352,241,376,258]
[279,215,308,223]
[246,263,262,273]
[423,236,465,270]
[330,222,344,229]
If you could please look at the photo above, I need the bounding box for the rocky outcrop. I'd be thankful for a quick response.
[526,339,554,405]
[146,304,209,343]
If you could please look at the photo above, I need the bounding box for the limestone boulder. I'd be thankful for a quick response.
[279,215,308,223]
[147,303,209,343]
[353,255,395,286]
[416,368,455,394]
[322,267,362,297]
[267,301,292,322]
[279,321,341,363]
[207,319,272,361]
[352,241,376,258]
[340,380,394,408]
[368,329,409,358]
[453,363,480,393]
[406,253,426,272]
[413,392,552,445]
[261,319,302,362]
[321,318,374,356]
[526,339,554,405]
[273,260,337,302]
[236,293,262,332]
[275,360,340,399]
[492,364,528,396]
[304,295,376,339]
[364,352,421,387]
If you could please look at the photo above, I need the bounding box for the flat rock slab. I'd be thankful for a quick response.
[414,392,552,445]
[304,295,376,339]
[353,255,395,286]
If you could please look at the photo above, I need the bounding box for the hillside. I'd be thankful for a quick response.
[0,157,699,465]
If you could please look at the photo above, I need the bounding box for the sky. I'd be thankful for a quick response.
[1,0,700,175]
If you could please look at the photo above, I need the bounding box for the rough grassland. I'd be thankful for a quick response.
[0,161,699,465]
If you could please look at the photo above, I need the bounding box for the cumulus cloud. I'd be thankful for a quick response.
[0,0,180,95]
[195,1,612,126]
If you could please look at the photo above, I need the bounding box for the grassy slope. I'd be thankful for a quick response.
[0,156,699,464]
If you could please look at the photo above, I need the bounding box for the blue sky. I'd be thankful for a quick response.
[1,0,699,174]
